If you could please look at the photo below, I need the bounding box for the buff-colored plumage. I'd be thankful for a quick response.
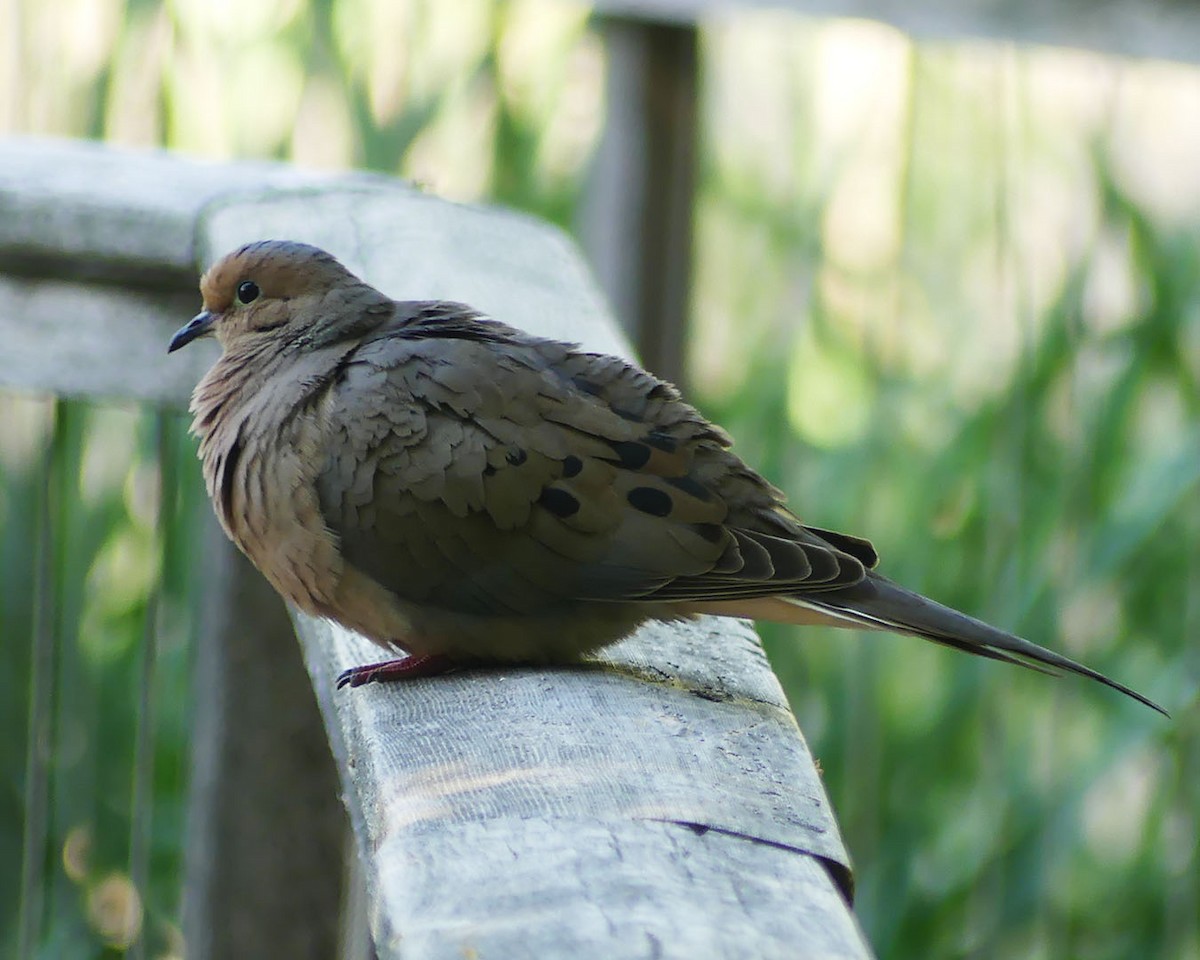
[169,240,1164,714]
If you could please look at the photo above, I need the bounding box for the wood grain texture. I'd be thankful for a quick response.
[373,820,860,959]
[297,615,869,959]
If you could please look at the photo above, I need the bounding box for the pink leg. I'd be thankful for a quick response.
[335,653,460,689]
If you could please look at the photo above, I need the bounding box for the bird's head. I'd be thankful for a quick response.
[168,240,393,355]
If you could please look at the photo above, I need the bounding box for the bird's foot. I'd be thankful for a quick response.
[335,653,460,689]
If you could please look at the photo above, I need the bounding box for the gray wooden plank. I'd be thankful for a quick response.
[590,0,1200,64]
[372,820,863,959]
[0,276,204,406]
[305,616,847,866]
[0,136,365,275]
[296,615,867,959]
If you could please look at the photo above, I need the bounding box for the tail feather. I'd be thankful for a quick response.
[779,574,1167,717]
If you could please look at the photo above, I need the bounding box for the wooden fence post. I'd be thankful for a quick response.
[581,15,699,390]
[183,524,346,959]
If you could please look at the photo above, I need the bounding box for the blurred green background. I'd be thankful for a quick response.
[2,1,1197,957]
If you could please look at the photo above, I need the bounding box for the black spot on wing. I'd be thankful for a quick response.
[627,486,673,517]
[561,455,583,478]
[604,440,652,470]
[538,487,581,518]
[506,447,527,466]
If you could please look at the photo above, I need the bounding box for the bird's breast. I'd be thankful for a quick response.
[195,365,345,615]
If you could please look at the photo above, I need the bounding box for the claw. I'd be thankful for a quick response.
[335,653,460,689]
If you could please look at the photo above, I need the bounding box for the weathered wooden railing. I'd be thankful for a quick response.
[1,138,871,959]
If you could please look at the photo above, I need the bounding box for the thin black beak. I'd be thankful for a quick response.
[168,311,215,353]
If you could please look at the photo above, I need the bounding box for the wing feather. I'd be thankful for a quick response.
[315,305,872,616]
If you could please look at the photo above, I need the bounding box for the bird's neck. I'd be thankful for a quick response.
[190,342,289,441]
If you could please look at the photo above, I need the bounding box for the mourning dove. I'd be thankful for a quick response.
[169,240,1164,715]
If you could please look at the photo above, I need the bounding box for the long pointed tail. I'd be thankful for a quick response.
[781,574,1167,716]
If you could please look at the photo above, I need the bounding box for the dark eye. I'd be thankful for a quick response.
[236,280,260,304]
